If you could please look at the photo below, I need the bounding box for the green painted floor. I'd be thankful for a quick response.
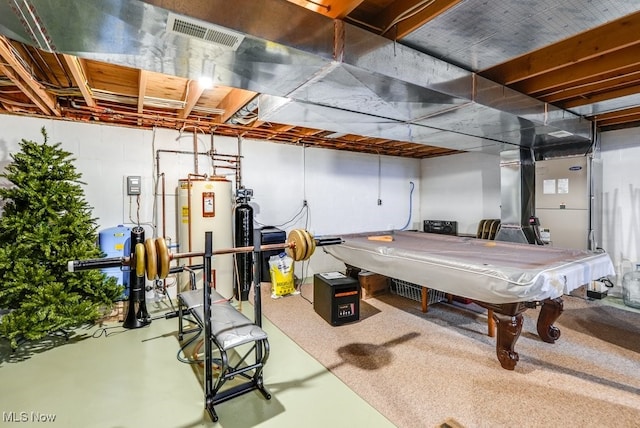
[0,298,394,428]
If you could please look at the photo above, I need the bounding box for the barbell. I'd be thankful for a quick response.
[68,228,340,281]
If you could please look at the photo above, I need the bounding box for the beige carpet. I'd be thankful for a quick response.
[259,283,640,428]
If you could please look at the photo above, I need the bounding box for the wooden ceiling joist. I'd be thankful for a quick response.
[137,70,148,125]
[562,85,640,109]
[517,45,640,96]
[0,36,60,116]
[482,11,640,85]
[178,80,206,120]
[376,0,462,39]
[286,0,364,18]
[61,54,95,108]
[591,105,640,127]
[218,88,258,124]
[540,70,640,103]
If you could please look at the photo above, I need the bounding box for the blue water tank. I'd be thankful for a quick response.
[99,225,131,299]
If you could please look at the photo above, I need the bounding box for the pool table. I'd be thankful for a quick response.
[324,230,615,370]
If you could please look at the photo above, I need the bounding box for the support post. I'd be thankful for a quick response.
[123,226,150,329]
[253,228,263,328]
[203,231,215,420]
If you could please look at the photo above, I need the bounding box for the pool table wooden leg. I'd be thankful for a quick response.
[537,297,563,343]
[493,311,523,370]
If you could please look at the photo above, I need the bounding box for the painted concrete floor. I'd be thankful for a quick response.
[0,298,394,428]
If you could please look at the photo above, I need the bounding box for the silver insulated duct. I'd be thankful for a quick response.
[494,148,539,245]
[0,0,592,155]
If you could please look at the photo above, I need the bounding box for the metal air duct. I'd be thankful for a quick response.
[494,148,538,244]
[0,0,592,154]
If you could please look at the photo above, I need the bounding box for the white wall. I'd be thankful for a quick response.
[0,115,420,279]
[600,128,640,291]
[420,151,501,235]
[418,138,640,295]
[4,114,639,295]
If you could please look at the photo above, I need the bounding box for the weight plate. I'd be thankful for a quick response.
[297,229,310,261]
[286,229,307,261]
[305,230,316,261]
[135,243,146,278]
[156,237,170,279]
[144,238,157,280]
[301,229,312,261]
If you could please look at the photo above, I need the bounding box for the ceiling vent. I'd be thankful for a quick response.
[166,13,245,51]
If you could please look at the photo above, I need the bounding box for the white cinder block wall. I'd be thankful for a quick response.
[420,151,501,236]
[2,115,638,294]
[419,136,640,295]
[0,115,420,283]
[600,128,640,293]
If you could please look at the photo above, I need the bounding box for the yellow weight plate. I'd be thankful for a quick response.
[297,229,311,261]
[135,243,146,278]
[285,230,298,260]
[144,238,157,280]
[301,229,312,261]
[286,229,307,261]
[305,230,316,260]
[155,237,170,279]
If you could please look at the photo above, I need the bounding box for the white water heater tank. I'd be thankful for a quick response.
[177,177,233,298]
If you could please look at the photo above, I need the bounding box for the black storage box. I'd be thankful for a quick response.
[313,273,360,326]
[259,227,286,282]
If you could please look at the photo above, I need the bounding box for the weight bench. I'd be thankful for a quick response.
[177,287,270,422]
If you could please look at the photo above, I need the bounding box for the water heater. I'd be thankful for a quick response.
[178,177,233,298]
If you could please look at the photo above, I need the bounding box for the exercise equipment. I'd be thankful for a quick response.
[68,229,334,282]
[123,226,150,329]
[67,229,341,421]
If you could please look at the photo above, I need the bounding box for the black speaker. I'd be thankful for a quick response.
[423,220,458,236]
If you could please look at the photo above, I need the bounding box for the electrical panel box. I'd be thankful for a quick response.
[127,176,141,195]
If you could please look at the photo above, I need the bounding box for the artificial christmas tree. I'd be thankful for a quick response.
[0,127,122,349]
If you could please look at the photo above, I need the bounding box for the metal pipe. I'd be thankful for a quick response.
[210,131,216,176]
[237,135,243,193]
[182,265,198,291]
[161,172,166,239]
[193,131,199,174]
[186,173,208,265]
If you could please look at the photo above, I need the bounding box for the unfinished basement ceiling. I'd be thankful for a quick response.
[0,0,638,158]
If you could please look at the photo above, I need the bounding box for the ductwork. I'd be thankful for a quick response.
[494,148,539,244]
[0,0,592,154]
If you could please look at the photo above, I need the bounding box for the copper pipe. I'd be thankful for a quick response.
[193,131,199,174]
[161,172,166,239]
[186,173,207,265]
